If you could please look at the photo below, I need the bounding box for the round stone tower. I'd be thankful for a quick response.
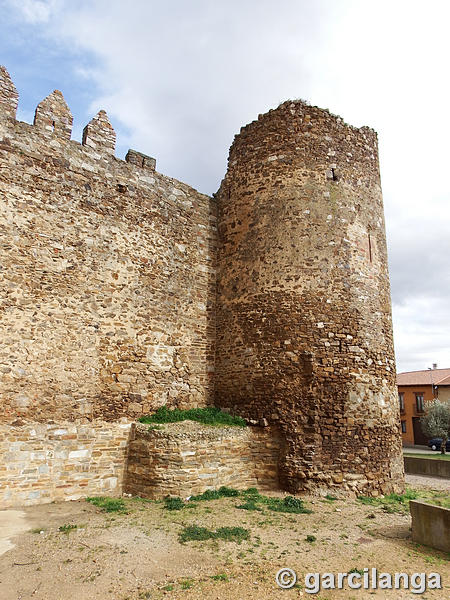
[215,100,404,496]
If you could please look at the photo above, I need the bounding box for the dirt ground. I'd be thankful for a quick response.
[0,480,448,600]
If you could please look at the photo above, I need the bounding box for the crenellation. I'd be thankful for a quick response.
[33,90,73,140]
[82,109,116,155]
[0,66,19,120]
[126,149,156,171]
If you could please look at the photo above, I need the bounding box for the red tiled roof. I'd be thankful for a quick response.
[396,368,450,386]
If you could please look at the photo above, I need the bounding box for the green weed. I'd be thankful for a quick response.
[210,573,229,581]
[58,524,78,534]
[267,496,312,514]
[357,488,418,514]
[236,499,262,511]
[216,527,250,543]
[86,496,127,513]
[238,488,312,514]
[139,406,247,427]
[190,486,239,502]
[164,496,185,511]
[324,494,338,502]
[179,524,250,544]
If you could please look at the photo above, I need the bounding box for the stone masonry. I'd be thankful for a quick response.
[0,66,216,425]
[215,101,404,496]
[124,422,282,499]
[0,65,404,507]
[0,422,131,507]
[0,65,215,507]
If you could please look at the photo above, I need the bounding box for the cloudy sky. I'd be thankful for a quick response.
[1,0,449,373]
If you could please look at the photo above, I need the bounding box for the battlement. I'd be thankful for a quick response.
[0,65,157,173]
[0,66,19,118]
[224,99,380,196]
[237,99,377,142]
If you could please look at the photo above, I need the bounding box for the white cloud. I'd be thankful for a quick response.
[12,0,61,23]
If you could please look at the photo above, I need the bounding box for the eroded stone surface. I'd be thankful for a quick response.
[0,66,18,119]
[0,89,216,427]
[34,90,73,140]
[82,110,116,155]
[124,422,282,498]
[0,422,131,508]
[215,100,404,496]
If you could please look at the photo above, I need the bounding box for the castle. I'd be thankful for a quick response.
[0,66,404,508]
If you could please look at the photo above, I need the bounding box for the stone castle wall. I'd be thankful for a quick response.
[215,101,404,495]
[0,66,216,426]
[124,422,282,498]
[0,422,131,508]
[0,66,216,508]
[0,65,404,506]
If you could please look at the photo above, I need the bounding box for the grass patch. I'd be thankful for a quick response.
[357,488,418,513]
[210,573,229,581]
[237,488,312,513]
[155,486,312,516]
[305,535,316,543]
[267,496,312,514]
[58,524,78,534]
[403,452,450,460]
[236,499,262,511]
[162,487,240,510]
[190,486,239,501]
[129,496,154,504]
[324,494,338,502]
[415,490,450,510]
[179,525,213,542]
[179,524,250,544]
[238,488,312,514]
[139,406,247,427]
[164,496,186,511]
[86,496,127,513]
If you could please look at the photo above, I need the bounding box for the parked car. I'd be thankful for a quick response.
[427,437,450,452]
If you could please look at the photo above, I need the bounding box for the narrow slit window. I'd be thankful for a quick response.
[368,233,372,262]
[331,168,338,181]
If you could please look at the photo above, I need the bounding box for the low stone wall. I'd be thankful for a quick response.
[0,422,131,509]
[410,500,450,553]
[404,456,450,478]
[124,422,282,498]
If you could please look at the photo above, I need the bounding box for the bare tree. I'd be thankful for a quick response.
[420,399,450,454]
